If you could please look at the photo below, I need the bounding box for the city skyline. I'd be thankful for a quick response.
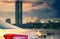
[0,0,60,24]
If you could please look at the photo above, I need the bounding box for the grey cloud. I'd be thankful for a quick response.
[35,0,56,6]
[23,7,57,19]
[0,12,15,19]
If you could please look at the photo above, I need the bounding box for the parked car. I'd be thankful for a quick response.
[0,21,46,39]
[0,21,31,39]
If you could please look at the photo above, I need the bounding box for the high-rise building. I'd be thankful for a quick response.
[15,0,22,26]
[6,18,11,24]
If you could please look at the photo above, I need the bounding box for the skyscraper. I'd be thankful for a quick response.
[15,0,22,26]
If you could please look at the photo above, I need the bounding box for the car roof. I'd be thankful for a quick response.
[0,21,20,29]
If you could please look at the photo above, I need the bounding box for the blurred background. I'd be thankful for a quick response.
[0,0,60,24]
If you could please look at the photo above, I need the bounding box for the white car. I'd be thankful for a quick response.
[0,21,32,39]
[0,21,47,39]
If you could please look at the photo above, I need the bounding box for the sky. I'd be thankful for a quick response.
[0,0,60,24]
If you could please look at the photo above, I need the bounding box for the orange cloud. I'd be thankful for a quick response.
[0,1,49,12]
[0,1,32,12]
[0,2,15,12]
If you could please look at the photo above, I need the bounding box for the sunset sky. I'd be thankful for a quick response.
[0,0,60,24]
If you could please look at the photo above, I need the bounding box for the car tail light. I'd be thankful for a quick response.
[4,34,28,39]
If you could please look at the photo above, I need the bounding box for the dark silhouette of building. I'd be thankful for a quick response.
[6,18,11,24]
[15,0,22,26]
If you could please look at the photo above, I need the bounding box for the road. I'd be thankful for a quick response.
[25,29,60,39]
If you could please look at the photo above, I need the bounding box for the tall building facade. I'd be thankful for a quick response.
[6,18,11,24]
[15,0,22,26]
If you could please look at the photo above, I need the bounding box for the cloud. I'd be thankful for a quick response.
[0,2,15,12]
[23,2,49,12]
[0,1,15,21]
[23,0,58,19]
[0,12,15,18]
[23,5,57,19]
